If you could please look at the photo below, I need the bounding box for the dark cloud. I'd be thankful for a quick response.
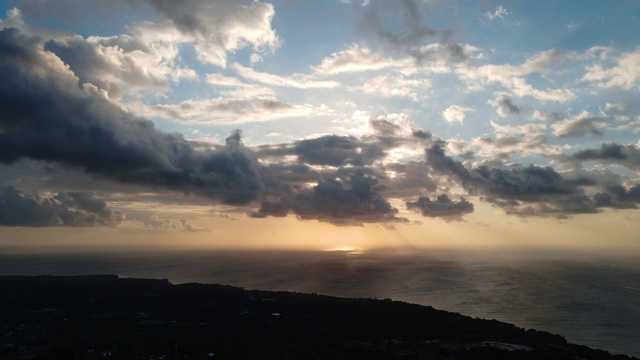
[0,186,123,226]
[357,0,472,65]
[381,161,438,198]
[573,143,627,160]
[406,194,473,220]
[593,185,640,209]
[295,135,384,167]
[428,144,590,200]
[0,27,262,205]
[412,129,433,140]
[571,143,640,172]
[369,118,401,137]
[497,95,520,115]
[361,0,437,48]
[257,135,386,167]
[254,171,405,226]
[426,143,473,188]
[426,143,600,217]
[472,165,593,200]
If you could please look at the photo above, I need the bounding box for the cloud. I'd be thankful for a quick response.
[354,74,429,100]
[143,215,177,230]
[12,0,280,69]
[426,143,598,217]
[133,0,280,68]
[359,0,437,47]
[180,219,210,232]
[313,44,409,75]
[593,185,640,209]
[458,48,580,102]
[583,48,640,90]
[254,171,405,225]
[571,143,640,172]
[406,194,474,220]
[205,73,274,99]
[485,6,509,20]
[43,34,193,99]
[0,27,263,205]
[551,111,605,138]
[145,97,325,124]
[257,135,386,167]
[232,63,339,89]
[603,103,630,122]
[489,94,521,117]
[442,105,474,125]
[472,121,553,158]
[0,186,123,226]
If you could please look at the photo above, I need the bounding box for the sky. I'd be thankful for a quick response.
[1,0,640,252]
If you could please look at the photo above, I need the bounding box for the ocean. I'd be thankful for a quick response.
[1,247,639,357]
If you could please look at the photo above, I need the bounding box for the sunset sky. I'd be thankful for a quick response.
[1,0,640,251]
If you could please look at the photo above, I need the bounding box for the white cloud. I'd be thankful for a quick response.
[205,73,274,98]
[532,110,548,121]
[583,49,640,90]
[442,105,474,125]
[458,49,580,102]
[312,44,410,75]
[232,63,340,89]
[133,0,280,68]
[485,6,509,20]
[603,103,630,122]
[354,74,430,100]
[0,7,25,29]
[250,53,263,64]
[144,97,330,125]
[552,110,605,138]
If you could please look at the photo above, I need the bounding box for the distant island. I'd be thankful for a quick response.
[0,275,635,359]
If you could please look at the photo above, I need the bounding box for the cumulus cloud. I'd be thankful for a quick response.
[426,143,598,217]
[552,111,605,138]
[17,0,280,68]
[593,185,640,209]
[489,94,521,117]
[0,186,123,226]
[132,0,280,68]
[583,48,640,90]
[43,33,195,99]
[406,194,473,220]
[472,121,553,158]
[571,143,640,172]
[442,105,474,125]
[0,27,263,205]
[257,135,386,167]
[254,171,405,225]
[458,48,580,102]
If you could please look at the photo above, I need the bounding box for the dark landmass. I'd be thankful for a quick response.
[0,275,635,360]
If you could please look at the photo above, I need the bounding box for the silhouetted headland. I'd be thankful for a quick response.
[0,275,636,359]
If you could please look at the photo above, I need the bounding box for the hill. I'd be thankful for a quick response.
[0,275,635,359]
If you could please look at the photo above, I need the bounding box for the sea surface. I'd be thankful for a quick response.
[1,247,639,357]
